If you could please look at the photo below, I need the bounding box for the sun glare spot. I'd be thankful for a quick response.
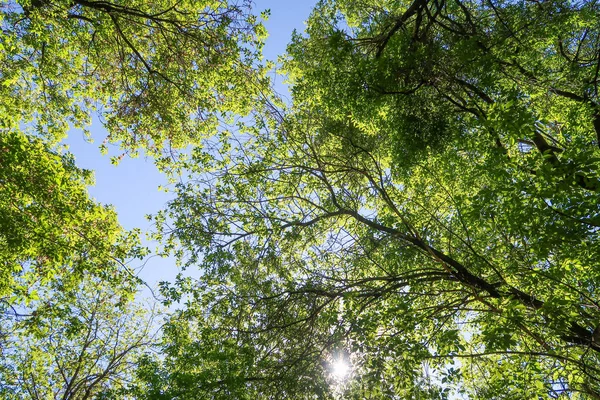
[331,359,350,380]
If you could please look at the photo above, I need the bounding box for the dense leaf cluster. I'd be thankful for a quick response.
[152,0,600,398]
[1,0,266,165]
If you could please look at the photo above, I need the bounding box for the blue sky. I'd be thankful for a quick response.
[63,0,317,293]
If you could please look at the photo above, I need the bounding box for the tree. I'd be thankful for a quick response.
[0,275,157,399]
[1,0,267,167]
[150,0,600,398]
[0,0,268,315]
[0,130,144,306]
[0,83,152,400]
[0,0,268,381]
[0,0,269,397]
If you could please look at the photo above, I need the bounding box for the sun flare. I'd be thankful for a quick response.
[331,359,350,380]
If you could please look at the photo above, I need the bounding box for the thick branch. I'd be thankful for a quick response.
[376,0,429,58]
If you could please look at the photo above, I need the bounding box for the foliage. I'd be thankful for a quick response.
[0,130,144,306]
[0,275,156,399]
[0,131,150,397]
[1,0,267,167]
[0,0,272,398]
[150,0,600,398]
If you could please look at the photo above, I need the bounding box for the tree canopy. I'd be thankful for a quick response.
[0,275,155,399]
[0,0,266,397]
[1,0,267,166]
[0,130,142,305]
[4,0,600,398]
[151,0,600,398]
